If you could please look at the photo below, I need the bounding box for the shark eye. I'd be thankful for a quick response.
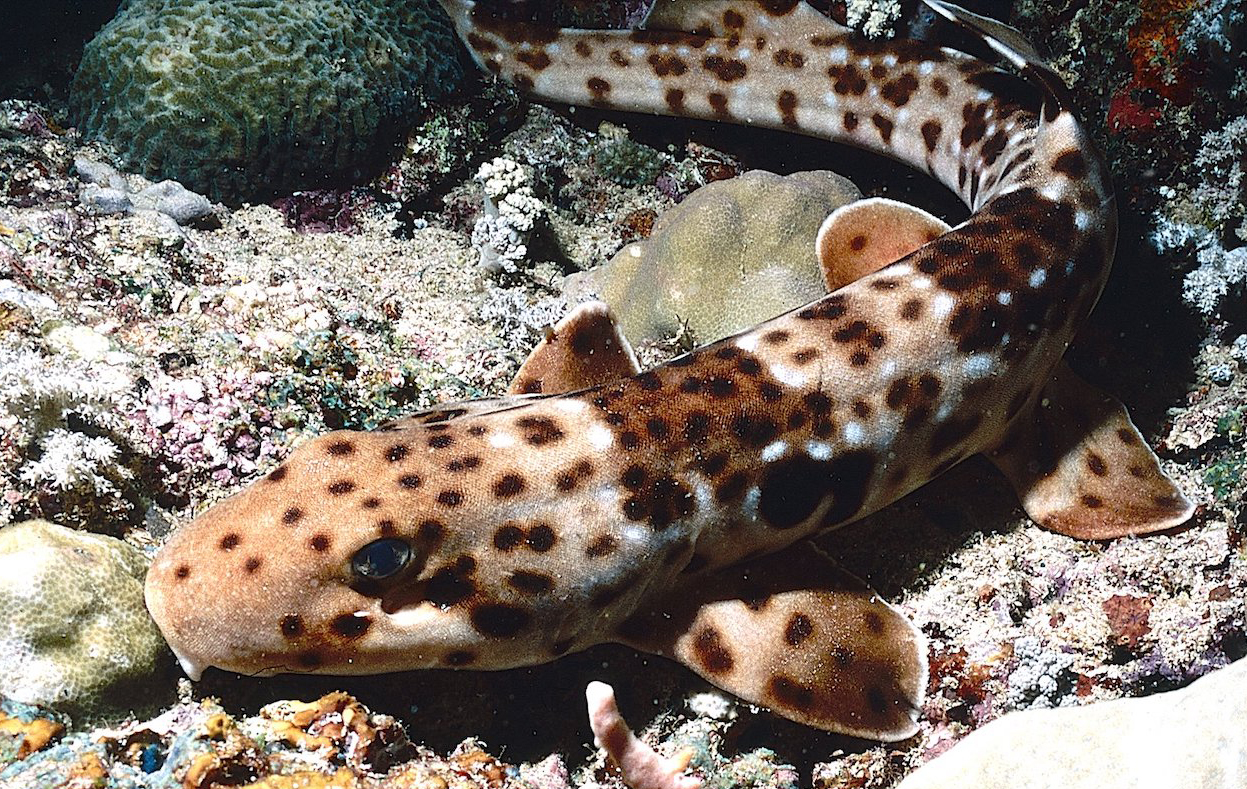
[351,538,412,580]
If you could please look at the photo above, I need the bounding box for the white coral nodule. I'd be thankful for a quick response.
[471,157,549,275]
[19,429,132,496]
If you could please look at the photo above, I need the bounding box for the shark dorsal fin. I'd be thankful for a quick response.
[508,301,640,395]
[816,198,950,292]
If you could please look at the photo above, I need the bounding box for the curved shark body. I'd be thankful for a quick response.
[145,0,1193,740]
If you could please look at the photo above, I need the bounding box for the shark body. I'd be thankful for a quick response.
[145,0,1193,740]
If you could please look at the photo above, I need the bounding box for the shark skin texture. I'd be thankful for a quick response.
[144,0,1195,743]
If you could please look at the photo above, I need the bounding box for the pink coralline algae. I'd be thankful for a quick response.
[133,370,288,501]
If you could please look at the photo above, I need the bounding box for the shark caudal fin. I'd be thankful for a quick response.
[508,301,641,395]
[986,363,1195,540]
[616,546,926,740]
[816,198,951,292]
[921,0,1072,121]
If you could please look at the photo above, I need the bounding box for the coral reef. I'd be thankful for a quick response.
[565,170,860,346]
[69,0,464,202]
[0,520,170,722]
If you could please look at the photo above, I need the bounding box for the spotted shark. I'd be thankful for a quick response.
[144,0,1194,740]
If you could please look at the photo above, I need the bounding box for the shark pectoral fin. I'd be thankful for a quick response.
[815,198,950,292]
[642,1,849,39]
[986,362,1195,540]
[617,547,926,740]
[507,300,641,395]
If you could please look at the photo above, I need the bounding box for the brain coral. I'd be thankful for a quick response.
[565,170,861,345]
[0,520,170,722]
[69,0,463,202]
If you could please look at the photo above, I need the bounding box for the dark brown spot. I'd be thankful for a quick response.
[494,524,523,551]
[174,564,190,580]
[587,76,612,105]
[471,603,531,637]
[881,72,919,106]
[773,48,805,68]
[785,613,814,646]
[282,507,304,525]
[516,416,564,446]
[280,614,304,639]
[327,440,355,456]
[361,497,381,510]
[769,675,815,711]
[829,64,866,95]
[220,533,240,551]
[437,490,464,507]
[1052,149,1087,177]
[493,474,526,498]
[526,523,557,552]
[871,113,894,144]
[932,76,949,96]
[703,55,747,81]
[665,87,686,113]
[863,610,885,634]
[1116,428,1140,446]
[516,49,551,71]
[427,433,454,450]
[648,53,688,77]
[447,455,482,472]
[1081,494,1104,508]
[244,556,262,573]
[843,110,859,131]
[708,92,730,118]
[310,534,331,552]
[399,474,422,489]
[693,626,734,674]
[763,329,790,344]
[386,444,409,462]
[266,465,288,482]
[921,119,942,152]
[586,534,618,558]
[331,612,371,639]
[328,479,356,496]
[574,40,592,57]
[777,90,799,128]
[1086,452,1108,476]
[508,570,554,595]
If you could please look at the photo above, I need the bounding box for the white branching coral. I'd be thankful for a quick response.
[1152,117,1247,318]
[471,157,549,275]
[18,430,130,495]
[0,343,134,523]
[846,0,902,38]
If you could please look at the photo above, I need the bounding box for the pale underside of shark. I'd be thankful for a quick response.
[144,0,1194,748]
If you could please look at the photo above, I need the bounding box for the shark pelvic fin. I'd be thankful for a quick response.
[642,1,849,39]
[986,362,1195,540]
[616,545,926,740]
[508,301,640,395]
[816,197,950,292]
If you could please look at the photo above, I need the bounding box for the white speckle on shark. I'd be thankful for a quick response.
[144,0,1194,746]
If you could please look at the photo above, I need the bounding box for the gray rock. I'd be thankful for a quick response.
[73,155,118,186]
[899,657,1247,789]
[79,183,132,215]
[131,179,212,224]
